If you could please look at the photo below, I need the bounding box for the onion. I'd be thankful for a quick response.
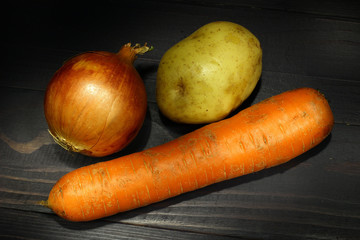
[44,43,151,157]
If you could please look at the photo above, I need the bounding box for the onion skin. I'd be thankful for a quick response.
[44,44,150,157]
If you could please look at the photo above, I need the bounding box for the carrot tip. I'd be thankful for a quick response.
[38,200,50,208]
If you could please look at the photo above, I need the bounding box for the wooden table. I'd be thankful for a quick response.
[1,1,359,239]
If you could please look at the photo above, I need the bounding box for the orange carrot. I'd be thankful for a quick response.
[41,88,334,221]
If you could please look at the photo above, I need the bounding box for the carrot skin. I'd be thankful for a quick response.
[45,88,334,221]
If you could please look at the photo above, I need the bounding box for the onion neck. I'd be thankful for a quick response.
[117,43,153,64]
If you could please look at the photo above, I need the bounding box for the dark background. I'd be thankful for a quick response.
[0,0,359,239]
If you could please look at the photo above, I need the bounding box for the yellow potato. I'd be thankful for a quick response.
[156,21,262,124]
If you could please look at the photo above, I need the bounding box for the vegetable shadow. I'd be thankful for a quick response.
[135,60,159,81]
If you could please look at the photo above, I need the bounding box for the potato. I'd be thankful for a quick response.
[156,21,262,124]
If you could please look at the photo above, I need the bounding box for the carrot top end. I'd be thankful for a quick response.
[38,200,50,208]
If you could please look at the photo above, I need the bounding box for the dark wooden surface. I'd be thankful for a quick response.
[1,0,359,239]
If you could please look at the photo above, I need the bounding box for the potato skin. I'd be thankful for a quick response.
[156,21,262,124]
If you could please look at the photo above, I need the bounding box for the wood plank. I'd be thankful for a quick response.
[160,0,360,19]
[0,208,232,240]
[1,123,359,239]
[0,85,359,239]
[144,70,360,125]
[0,80,358,159]
[1,57,360,128]
[2,0,359,90]
[4,0,360,20]
[1,1,359,239]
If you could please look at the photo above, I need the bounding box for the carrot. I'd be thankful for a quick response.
[41,87,334,222]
